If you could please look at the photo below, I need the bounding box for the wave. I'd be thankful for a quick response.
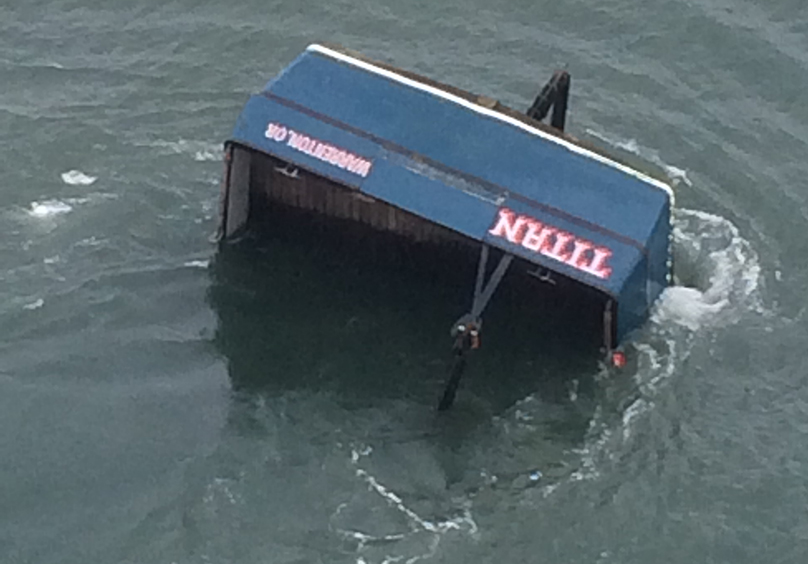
[151,136,765,563]
[658,207,764,328]
[146,200,763,564]
[22,298,44,311]
[144,139,223,162]
[585,128,693,188]
[61,169,97,186]
[334,444,478,564]
[436,121,769,508]
[24,196,104,219]
[27,199,74,218]
[528,127,764,494]
[16,193,117,224]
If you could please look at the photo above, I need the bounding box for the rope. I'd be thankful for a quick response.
[471,253,513,319]
[438,245,513,410]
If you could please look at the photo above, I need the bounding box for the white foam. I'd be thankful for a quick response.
[541,206,764,497]
[585,129,693,187]
[621,398,653,441]
[202,476,242,507]
[60,170,97,186]
[28,200,72,218]
[663,165,692,187]
[149,139,222,162]
[634,340,678,395]
[73,236,105,247]
[338,445,477,563]
[194,150,220,162]
[653,207,763,331]
[64,196,91,206]
[183,259,210,269]
[652,286,726,331]
[23,298,44,310]
[606,209,761,458]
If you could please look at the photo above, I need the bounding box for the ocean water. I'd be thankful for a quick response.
[1,1,807,562]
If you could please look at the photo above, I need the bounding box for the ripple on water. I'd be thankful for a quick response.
[503,140,768,501]
[60,169,97,186]
[27,199,73,218]
[569,223,761,488]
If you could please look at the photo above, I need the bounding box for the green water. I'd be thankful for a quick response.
[1,1,807,562]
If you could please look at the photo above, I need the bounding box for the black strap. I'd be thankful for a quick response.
[437,346,469,411]
[472,252,513,319]
[439,245,512,410]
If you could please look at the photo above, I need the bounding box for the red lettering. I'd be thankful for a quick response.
[266,123,287,142]
[303,137,317,155]
[579,246,613,279]
[542,231,574,262]
[488,208,613,280]
[339,152,356,170]
[488,208,527,244]
[566,238,593,268]
[521,221,553,252]
[354,160,372,177]
[265,122,373,178]
[299,136,312,154]
[291,133,304,150]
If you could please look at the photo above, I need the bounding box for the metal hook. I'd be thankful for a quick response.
[275,164,300,179]
[528,267,556,285]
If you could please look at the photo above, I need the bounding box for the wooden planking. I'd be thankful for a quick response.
[251,153,467,247]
